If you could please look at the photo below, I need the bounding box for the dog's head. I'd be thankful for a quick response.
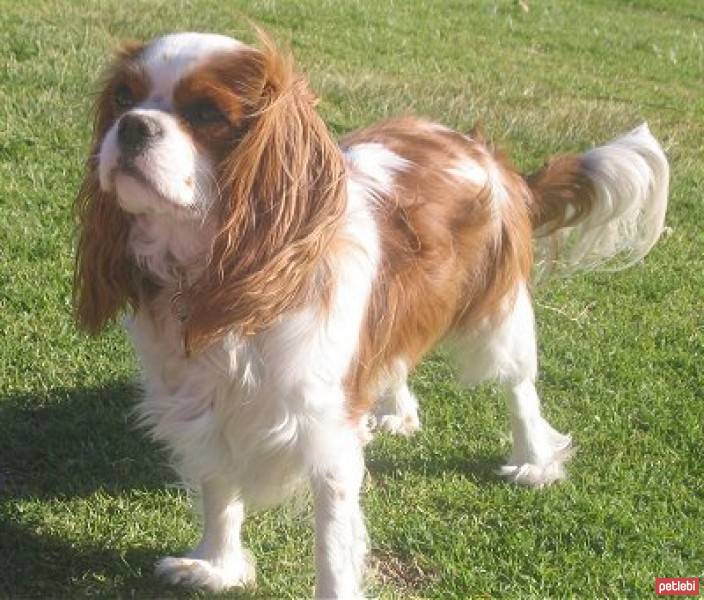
[74,31,345,352]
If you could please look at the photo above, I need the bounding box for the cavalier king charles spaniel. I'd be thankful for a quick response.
[74,30,669,598]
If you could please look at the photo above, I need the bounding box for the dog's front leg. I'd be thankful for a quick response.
[311,436,367,599]
[156,477,255,592]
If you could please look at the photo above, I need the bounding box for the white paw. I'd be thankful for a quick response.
[377,412,421,436]
[500,437,574,488]
[155,550,256,592]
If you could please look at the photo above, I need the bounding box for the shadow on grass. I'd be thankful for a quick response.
[0,381,170,500]
[0,382,269,598]
[0,517,155,598]
[367,447,507,486]
[0,517,269,599]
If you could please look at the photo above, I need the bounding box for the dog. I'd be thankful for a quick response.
[74,30,669,598]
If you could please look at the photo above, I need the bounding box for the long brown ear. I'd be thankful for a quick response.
[185,30,347,352]
[73,44,143,334]
[74,167,138,334]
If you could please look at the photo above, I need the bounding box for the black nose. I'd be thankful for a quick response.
[117,113,163,157]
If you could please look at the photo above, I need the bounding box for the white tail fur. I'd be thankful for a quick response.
[533,123,669,280]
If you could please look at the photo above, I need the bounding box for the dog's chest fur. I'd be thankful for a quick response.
[124,181,381,504]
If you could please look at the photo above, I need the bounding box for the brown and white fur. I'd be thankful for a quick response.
[74,31,669,598]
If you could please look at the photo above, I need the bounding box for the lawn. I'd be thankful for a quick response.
[1,0,702,597]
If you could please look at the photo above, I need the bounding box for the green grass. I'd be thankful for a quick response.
[1,0,702,597]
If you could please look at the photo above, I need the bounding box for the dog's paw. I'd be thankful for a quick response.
[377,412,421,436]
[155,550,255,592]
[499,461,566,487]
[499,438,574,488]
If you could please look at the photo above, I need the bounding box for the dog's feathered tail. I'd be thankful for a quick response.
[526,124,669,282]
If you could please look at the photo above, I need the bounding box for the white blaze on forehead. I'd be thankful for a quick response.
[141,32,243,101]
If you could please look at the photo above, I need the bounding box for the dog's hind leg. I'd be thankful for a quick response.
[454,283,573,487]
[372,359,421,436]
[500,378,573,487]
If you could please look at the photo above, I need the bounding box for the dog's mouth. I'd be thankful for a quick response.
[114,159,167,200]
[117,158,151,185]
[111,160,196,218]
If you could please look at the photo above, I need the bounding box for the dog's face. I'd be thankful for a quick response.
[75,31,346,351]
[95,33,247,220]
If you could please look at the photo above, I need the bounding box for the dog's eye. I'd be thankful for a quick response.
[184,100,227,126]
[114,84,135,110]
